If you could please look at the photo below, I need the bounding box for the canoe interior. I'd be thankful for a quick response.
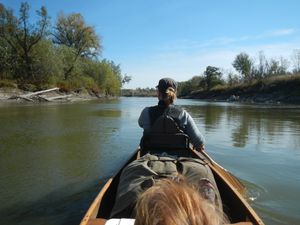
[97,150,140,219]
[85,148,263,225]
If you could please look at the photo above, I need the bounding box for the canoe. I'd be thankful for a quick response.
[80,147,264,225]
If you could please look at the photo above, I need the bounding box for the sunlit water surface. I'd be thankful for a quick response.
[0,97,299,225]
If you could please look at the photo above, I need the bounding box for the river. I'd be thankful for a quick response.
[0,97,299,225]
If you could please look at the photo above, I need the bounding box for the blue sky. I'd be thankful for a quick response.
[2,0,300,88]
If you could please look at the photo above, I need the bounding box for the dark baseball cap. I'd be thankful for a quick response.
[156,78,177,92]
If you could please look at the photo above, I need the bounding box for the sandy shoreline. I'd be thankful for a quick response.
[0,87,102,103]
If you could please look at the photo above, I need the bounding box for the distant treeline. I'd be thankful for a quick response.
[122,51,300,101]
[177,51,300,97]
[0,2,131,95]
[122,88,156,97]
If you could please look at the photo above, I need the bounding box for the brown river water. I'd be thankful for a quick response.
[0,97,299,225]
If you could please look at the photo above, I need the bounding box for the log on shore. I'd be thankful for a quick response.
[20,87,59,98]
[7,87,69,102]
[8,95,34,102]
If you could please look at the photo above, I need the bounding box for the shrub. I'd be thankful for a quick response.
[57,76,100,93]
[18,83,38,92]
[0,79,18,88]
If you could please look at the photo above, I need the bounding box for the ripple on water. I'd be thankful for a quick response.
[242,179,267,202]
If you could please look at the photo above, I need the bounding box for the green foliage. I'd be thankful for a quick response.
[178,67,224,95]
[56,44,82,79]
[0,38,13,79]
[232,53,253,82]
[53,12,101,79]
[97,59,122,95]
[267,58,288,76]
[122,87,156,97]
[18,83,38,92]
[0,79,17,88]
[81,76,100,94]
[0,1,127,96]
[251,51,289,79]
[57,76,98,93]
[227,73,240,86]
[232,51,289,83]
[0,2,50,81]
[179,50,300,97]
[30,40,64,87]
[203,66,224,90]
[178,76,204,96]
[53,13,101,58]
[178,80,193,96]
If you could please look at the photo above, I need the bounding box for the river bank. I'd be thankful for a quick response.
[181,76,300,105]
[184,90,300,105]
[0,87,103,103]
[121,75,300,105]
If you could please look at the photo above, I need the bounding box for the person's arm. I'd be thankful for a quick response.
[138,107,151,131]
[181,111,205,151]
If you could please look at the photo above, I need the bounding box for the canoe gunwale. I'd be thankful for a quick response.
[80,148,264,225]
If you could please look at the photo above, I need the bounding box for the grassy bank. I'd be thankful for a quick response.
[183,75,300,104]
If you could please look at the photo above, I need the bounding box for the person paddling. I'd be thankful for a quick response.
[138,77,205,151]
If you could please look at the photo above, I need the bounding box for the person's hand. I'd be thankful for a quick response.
[196,144,205,152]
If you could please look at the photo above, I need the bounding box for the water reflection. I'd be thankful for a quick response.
[184,103,300,149]
[1,99,300,225]
[0,178,108,225]
[92,109,122,117]
[0,102,123,213]
[180,101,300,225]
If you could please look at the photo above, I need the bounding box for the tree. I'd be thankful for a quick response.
[203,66,223,90]
[267,57,288,76]
[232,53,253,82]
[227,72,240,86]
[52,13,101,79]
[178,81,193,96]
[256,51,269,79]
[291,49,300,74]
[30,39,64,86]
[177,76,205,96]
[106,60,122,83]
[56,44,84,80]
[90,59,121,95]
[0,37,13,79]
[122,74,132,86]
[0,2,49,81]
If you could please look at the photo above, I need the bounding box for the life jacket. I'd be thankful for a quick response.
[148,104,183,127]
[140,104,190,151]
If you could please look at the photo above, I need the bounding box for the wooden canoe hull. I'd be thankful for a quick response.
[80,148,264,225]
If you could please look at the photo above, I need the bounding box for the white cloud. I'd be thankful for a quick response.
[160,28,298,52]
[268,28,296,36]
